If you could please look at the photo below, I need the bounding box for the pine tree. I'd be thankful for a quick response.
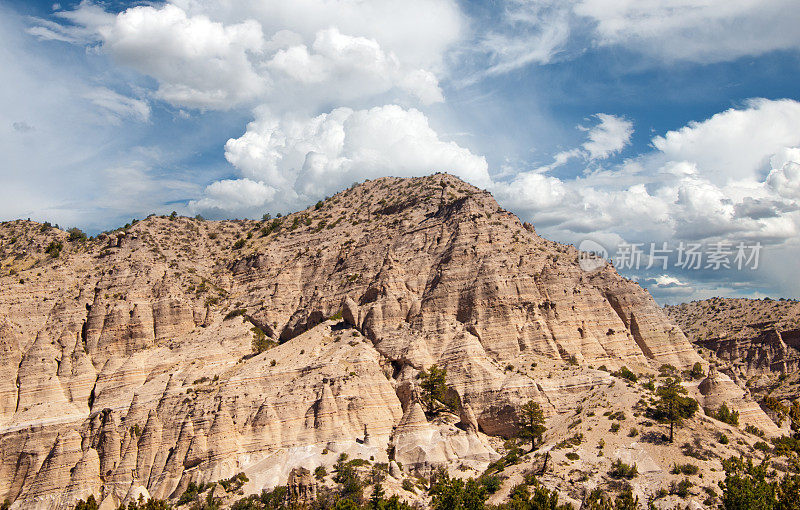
[518,400,547,451]
[652,377,698,442]
[418,365,450,415]
[370,480,386,510]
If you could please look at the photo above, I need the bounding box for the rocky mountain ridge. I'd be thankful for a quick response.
[666,297,800,411]
[0,175,781,509]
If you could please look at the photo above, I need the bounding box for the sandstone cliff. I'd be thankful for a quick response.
[667,297,800,429]
[0,175,770,509]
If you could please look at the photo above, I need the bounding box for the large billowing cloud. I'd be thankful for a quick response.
[171,0,463,72]
[496,98,800,245]
[99,4,267,108]
[651,99,800,184]
[493,98,800,298]
[190,105,489,216]
[34,0,457,110]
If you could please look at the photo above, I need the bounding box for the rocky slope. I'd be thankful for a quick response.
[666,297,800,419]
[0,175,779,509]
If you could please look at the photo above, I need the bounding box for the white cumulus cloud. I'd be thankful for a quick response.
[33,1,457,111]
[651,99,800,184]
[98,4,267,109]
[189,178,277,218]
[190,105,489,216]
[581,113,633,160]
[493,98,800,247]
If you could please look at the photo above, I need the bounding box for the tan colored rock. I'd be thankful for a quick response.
[20,431,82,509]
[286,467,317,507]
[697,366,780,436]
[96,409,122,481]
[0,317,22,427]
[63,448,102,508]
[184,428,208,469]
[0,175,759,507]
[136,410,163,486]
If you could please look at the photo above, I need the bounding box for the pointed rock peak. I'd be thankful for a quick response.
[320,382,335,401]
[397,402,428,431]
[178,417,195,442]
[698,365,726,395]
[139,410,163,441]
[53,430,83,454]
[72,447,101,480]
[144,409,160,426]
[342,296,360,327]
[28,330,58,354]
[459,402,479,432]
[210,406,236,434]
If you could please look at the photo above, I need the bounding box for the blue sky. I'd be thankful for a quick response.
[2,0,800,303]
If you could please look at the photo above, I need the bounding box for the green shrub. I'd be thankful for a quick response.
[67,227,86,241]
[45,241,63,258]
[73,496,98,510]
[554,433,583,449]
[178,481,209,505]
[220,472,249,492]
[711,403,739,426]
[718,456,800,510]
[671,463,699,475]
[772,435,800,456]
[745,424,765,438]
[479,474,501,494]
[753,441,769,453]
[430,471,489,510]
[613,366,638,382]
[252,327,275,354]
[232,238,246,250]
[670,478,693,498]
[659,364,678,376]
[609,459,638,479]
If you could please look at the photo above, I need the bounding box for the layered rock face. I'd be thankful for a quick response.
[667,298,800,411]
[0,174,729,509]
[667,297,800,376]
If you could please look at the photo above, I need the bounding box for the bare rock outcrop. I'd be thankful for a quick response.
[286,467,317,507]
[698,366,780,436]
[0,175,761,508]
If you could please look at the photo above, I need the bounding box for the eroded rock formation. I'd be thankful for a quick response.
[0,175,770,509]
